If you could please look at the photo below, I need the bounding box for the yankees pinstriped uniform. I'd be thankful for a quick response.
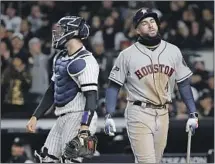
[42,47,99,160]
[109,40,192,163]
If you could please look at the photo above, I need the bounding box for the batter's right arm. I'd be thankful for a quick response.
[104,80,121,136]
[106,80,121,115]
[104,52,127,136]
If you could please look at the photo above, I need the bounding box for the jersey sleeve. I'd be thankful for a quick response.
[77,56,99,92]
[175,47,193,83]
[108,52,128,86]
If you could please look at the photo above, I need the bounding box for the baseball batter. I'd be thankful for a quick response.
[26,16,99,163]
[104,8,199,163]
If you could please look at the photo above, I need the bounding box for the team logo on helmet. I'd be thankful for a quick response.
[141,9,147,15]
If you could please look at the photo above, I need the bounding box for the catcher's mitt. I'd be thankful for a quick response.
[63,130,98,159]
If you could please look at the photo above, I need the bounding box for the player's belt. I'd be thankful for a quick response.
[58,110,84,117]
[133,101,166,109]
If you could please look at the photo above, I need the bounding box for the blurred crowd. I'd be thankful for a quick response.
[6,137,33,163]
[1,1,214,119]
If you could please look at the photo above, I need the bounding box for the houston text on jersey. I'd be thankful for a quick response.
[134,64,175,80]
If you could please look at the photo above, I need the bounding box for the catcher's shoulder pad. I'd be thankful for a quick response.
[67,58,86,76]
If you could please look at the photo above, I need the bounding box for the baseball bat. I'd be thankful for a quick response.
[186,127,193,163]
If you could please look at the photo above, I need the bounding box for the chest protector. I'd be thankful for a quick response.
[53,49,89,107]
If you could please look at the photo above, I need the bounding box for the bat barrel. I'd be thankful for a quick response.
[186,127,192,163]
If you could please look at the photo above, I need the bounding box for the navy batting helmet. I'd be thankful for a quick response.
[52,16,90,49]
[133,8,159,28]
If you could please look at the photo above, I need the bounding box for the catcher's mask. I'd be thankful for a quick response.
[52,16,90,49]
[64,134,98,159]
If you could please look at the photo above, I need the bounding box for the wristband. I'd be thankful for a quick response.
[81,111,94,126]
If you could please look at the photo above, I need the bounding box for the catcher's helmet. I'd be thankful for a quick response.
[133,8,159,28]
[52,16,90,49]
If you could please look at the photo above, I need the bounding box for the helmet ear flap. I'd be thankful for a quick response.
[79,20,90,40]
[78,20,85,35]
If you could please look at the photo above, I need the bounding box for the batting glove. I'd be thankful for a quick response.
[104,114,116,136]
[186,112,198,135]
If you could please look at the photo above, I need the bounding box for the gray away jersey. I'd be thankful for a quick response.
[109,40,192,105]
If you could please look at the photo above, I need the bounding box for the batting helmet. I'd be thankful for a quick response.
[52,16,90,49]
[133,8,159,28]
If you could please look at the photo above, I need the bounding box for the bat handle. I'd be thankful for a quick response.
[186,126,193,163]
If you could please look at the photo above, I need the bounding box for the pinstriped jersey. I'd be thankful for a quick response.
[109,40,192,105]
[51,47,99,116]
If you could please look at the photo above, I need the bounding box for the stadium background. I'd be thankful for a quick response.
[1,1,214,163]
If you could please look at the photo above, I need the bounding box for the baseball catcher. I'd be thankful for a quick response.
[26,16,99,163]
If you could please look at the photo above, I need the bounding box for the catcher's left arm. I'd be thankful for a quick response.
[63,90,98,159]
